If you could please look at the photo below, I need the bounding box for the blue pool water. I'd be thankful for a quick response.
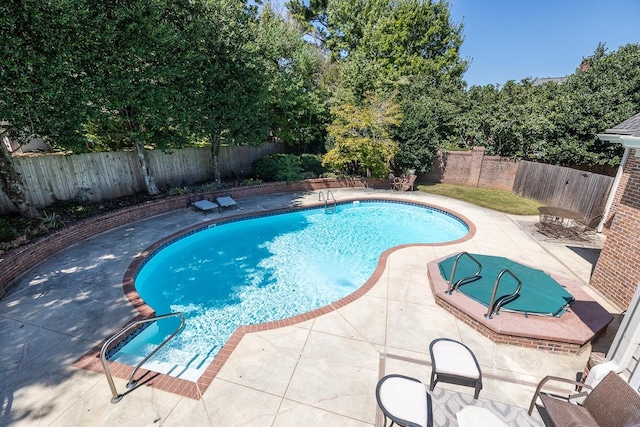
[112,200,468,379]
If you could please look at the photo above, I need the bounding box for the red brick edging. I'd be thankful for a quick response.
[427,257,614,355]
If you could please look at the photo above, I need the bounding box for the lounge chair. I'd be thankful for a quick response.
[190,197,220,214]
[215,195,237,210]
[528,371,640,427]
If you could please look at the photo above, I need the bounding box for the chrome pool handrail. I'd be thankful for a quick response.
[445,252,482,295]
[318,190,337,213]
[485,269,522,319]
[100,311,186,403]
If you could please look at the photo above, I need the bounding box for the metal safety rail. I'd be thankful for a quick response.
[445,252,482,295]
[100,311,186,403]
[318,190,337,213]
[485,269,522,319]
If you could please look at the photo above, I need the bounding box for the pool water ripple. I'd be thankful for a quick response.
[112,201,468,379]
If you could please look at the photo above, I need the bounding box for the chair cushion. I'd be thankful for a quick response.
[377,376,428,427]
[456,406,507,427]
[431,340,480,379]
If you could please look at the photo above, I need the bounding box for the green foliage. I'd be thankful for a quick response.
[454,43,639,167]
[0,217,16,241]
[392,77,463,173]
[289,0,466,102]
[253,153,325,182]
[242,178,264,186]
[363,0,467,84]
[299,154,325,177]
[187,1,271,153]
[41,211,66,229]
[323,95,402,178]
[286,0,329,46]
[256,5,328,152]
[0,0,97,150]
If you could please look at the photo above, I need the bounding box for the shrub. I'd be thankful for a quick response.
[299,154,325,177]
[254,153,325,182]
[0,217,17,241]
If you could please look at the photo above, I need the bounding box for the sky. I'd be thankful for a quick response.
[449,0,640,87]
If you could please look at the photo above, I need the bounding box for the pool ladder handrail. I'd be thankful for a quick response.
[100,311,186,403]
[445,252,482,295]
[318,190,337,213]
[485,269,522,319]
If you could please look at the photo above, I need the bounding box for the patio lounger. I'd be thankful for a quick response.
[216,195,237,210]
[191,199,220,214]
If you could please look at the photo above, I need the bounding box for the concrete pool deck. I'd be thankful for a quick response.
[0,188,619,426]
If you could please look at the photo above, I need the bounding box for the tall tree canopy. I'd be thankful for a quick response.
[287,0,466,90]
[287,0,467,173]
[456,43,639,168]
[256,4,328,153]
[1,0,97,215]
[1,0,319,203]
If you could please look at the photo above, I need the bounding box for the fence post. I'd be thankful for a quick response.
[468,146,485,187]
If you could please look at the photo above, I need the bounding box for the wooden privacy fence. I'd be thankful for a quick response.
[0,143,281,213]
[513,160,614,220]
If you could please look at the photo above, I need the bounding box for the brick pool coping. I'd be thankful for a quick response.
[74,196,476,400]
[428,257,614,355]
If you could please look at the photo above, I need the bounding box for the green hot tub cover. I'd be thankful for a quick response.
[438,254,574,317]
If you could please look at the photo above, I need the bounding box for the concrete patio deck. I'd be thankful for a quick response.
[0,188,619,426]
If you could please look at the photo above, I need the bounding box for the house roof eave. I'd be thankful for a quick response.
[597,134,640,157]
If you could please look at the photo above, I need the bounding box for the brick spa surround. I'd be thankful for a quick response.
[428,256,614,354]
[73,194,475,400]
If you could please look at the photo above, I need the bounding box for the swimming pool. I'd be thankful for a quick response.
[111,200,469,380]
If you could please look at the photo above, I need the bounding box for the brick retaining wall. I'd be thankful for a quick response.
[0,178,376,300]
[425,147,519,191]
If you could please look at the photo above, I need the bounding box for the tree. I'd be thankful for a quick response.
[392,78,463,173]
[548,43,639,166]
[84,0,213,195]
[0,124,39,218]
[323,95,401,177]
[288,0,466,93]
[363,0,467,84]
[182,0,271,182]
[286,0,329,47]
[256,4,328,154]
[457,43,639,167]
[0,0,97,215]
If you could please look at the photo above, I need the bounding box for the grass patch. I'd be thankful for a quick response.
[416,182,541,215]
